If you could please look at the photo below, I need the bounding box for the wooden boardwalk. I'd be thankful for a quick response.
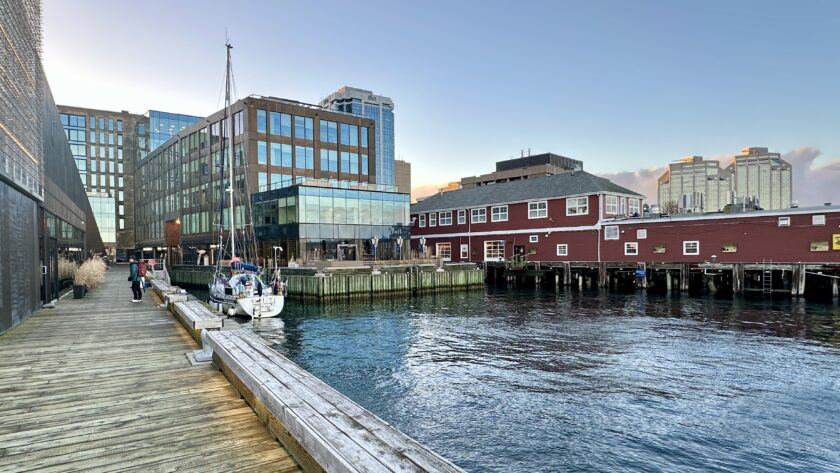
[0,267,302,473]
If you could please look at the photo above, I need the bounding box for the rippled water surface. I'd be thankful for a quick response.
[241,289,840,472]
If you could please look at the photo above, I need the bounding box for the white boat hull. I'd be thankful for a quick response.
[234,295,284,318]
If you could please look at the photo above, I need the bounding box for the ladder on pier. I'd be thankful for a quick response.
[761,260,773,294]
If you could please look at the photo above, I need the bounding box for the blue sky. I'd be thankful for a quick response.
[43,0,840,203]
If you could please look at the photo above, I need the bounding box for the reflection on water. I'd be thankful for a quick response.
[204,287,840,472]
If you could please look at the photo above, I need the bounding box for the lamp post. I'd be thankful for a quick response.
[272,246,283,270]
[419,237,426,259]
[196,249,206,266]
[371,236,379,261]
[396,237,403,261]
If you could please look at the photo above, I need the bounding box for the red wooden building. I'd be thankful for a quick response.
[410,171,840,266]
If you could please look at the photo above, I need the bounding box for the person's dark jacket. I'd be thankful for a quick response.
[128,262,141,282]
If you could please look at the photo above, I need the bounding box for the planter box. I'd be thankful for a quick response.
[73,285,86,299]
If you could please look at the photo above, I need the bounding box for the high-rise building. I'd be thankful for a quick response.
[320,87,395,186]
[1,0,102,333]
[728,147,792,210]
[657,156,733,213]
[57,106,200,259]
[395,159,411,196]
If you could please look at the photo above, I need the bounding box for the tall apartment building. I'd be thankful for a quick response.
[395,159,411,196]
[57,106,200,259]
[657,156,733,213]
[728,147,792,210]
[135,95,409,265]
[1,0,102,332]
[461,152,583,188]
[657,147,792,214]
[320,87,395,186]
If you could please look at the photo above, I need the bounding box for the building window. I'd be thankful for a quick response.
[361,154,369,175]
[778,217,791,227]
[491,205,508,222]
[683,240,700,255]
[528,201,548,219]
[339,123,359,146]
[471,208,487,223]
[556,244,568,256]
[320,120,337,143]
[624,242,638,255]
[629,199,640,216]
[812,214,826,225]
[457,210,466,225]
[529,235,538,243]
[436,243,451,261]
[270,112,292,137]
[722,243,737,253]
[361,127,368,148]
[484,240,505,262]
[257,141,267,164]
[320,149,338,172]
[271,143,292,167]
[295,146,314,169]
[429,213,437,227]
[566,197,588,215]
[604,225,619,240]
[294,116,314,140]
[810,241,829,252]
[605,195,618,214]
[256,109,266,133]
[439,211,452,226]
[636,229,647,239]
[419,214,426,227]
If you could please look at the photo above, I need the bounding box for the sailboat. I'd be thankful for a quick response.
[207,42,284,318]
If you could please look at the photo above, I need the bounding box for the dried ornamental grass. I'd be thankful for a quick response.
[58,258,78,281]
[74,255,107,288]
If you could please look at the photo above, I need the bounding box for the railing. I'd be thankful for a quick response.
[257,176,399,194]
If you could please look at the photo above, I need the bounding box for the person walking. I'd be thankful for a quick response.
[128,258,142,303]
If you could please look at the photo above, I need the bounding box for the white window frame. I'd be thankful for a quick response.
[471,208,487,223]
[636,229,647,239]
[683,240,700,256]
[439,211,452,226]
[528,201,548,219]
[436,242,451,261]
[556,244,568,256]
[812,214,826,226]
[529,235,538,243]
[429,213,437,227]
[629,199,640,216]
[460,244,469,259]
[605,195,618,215]
[624,242,638,256]
[604,225,619,240]
[483,240,505,262]
[566,196,588,216]
[457,210,466,225]
[419,214,426,227]
[778,216,790,227]
[491,205,508,222]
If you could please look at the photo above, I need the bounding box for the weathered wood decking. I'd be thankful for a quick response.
[0,267,302,473]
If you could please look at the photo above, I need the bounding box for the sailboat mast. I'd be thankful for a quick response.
[225,42,236,260]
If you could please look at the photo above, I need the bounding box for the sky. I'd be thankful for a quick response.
[43,0,840,205]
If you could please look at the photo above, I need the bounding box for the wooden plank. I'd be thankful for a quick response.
[0,267,300,473]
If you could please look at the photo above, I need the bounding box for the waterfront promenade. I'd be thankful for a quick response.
[0,267,301,472]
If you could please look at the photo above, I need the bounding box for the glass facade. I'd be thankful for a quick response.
[88,193,116,243]
[321,88,396,187]
[148,110,202,154]
[253,185,410,261]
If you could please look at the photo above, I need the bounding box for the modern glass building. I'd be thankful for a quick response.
[137,110,202,161]
[320,87,396,187]
[253,183,410,262]
[135,95,409,265]
[728,147,792,210]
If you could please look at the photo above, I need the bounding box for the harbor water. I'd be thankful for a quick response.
[227,288,839,472]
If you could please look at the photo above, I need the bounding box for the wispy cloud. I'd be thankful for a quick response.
[595,166,666,201]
